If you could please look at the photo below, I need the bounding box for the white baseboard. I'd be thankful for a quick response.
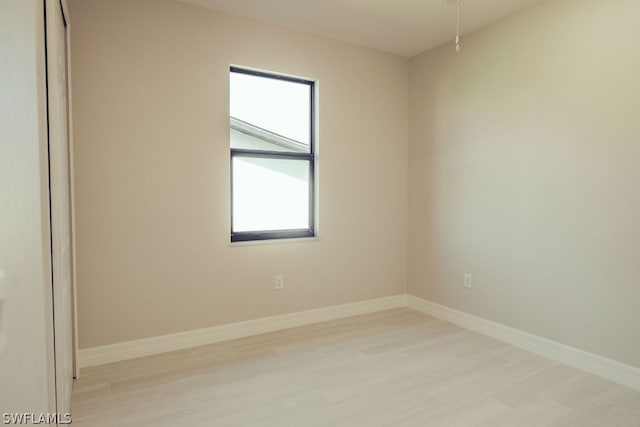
[407,295,640,391]
[77,294,407,370]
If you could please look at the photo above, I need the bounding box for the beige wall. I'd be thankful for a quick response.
[409,0,640,367]
[69,0,409,349]
[0,0,56,412]
[70,0,640,370]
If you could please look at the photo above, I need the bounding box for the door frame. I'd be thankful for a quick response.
[44,0,78,414]
[58,0,80,381]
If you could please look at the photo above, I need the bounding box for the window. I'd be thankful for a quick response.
[230,67,316,242]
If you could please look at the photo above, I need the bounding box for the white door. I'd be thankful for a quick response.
[46,0,74,414]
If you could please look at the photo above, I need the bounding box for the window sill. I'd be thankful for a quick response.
[229,236,319,247]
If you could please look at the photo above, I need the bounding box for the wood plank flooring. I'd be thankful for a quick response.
[70,308,640,426]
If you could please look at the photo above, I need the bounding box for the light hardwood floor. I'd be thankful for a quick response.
[71,308,640,426]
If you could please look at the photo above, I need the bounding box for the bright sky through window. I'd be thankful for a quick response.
[232,158,309,232]
[230,72,310,145]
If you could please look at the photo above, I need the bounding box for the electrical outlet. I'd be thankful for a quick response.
[464,273,472,289]
[275,275,284,290]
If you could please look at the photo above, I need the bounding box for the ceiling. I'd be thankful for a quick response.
[177,0,546,57]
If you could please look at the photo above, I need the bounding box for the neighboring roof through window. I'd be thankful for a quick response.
[230,116,308,153]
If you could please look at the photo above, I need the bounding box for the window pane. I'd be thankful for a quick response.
[232,157,310,232]
[230,72,310,152]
